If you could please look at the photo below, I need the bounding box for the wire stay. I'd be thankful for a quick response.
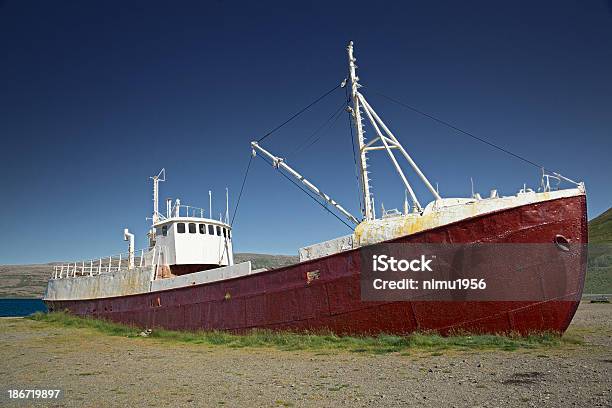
[230,154,253,226]
[257,83,342,143]
[255,153,355,231]
[371,91,545,170]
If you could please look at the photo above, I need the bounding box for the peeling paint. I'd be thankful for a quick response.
[44,266,155,301]
[356,190,587,247]
[302,188,585,260]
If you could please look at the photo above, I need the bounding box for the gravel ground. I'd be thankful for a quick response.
[0,302,610,407]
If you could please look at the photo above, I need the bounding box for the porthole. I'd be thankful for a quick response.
[554,235,570,252]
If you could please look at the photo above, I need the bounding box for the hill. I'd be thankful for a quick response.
[0,264,55,299]
[585,207,612,294]
[588,207,612,244]
[234,253,298,270]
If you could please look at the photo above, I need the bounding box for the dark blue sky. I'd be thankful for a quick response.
[1,1,611,264]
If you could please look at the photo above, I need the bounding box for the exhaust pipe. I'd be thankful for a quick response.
[123,228,135,269]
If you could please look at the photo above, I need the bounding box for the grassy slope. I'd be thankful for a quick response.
[29,311,579,353]
[589,208,612,243]
[586,208,612,294]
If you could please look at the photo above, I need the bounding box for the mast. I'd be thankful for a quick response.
[150,168,165,225]
[347,41,441,214]
[347,41,373,221]
[248,43,441,226]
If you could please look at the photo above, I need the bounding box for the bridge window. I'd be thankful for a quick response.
[228,230,231,239]
[216,225,221,236]
[199,224,206,234]
[188,223,196,233]
[177,223,185,233]
[208,224,214,235]
[162,225,168,236]
[222,228,227,238]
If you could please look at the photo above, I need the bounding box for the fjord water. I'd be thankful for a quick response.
[0,299,47,317]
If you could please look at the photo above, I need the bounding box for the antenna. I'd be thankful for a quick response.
[470,177,475,198]
[209,190,212,220]
[225,188,229,224]
[166,198,172,218]
[174,198,180,217]
[150,169,166,225]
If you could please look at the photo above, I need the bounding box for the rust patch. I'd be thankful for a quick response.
[306,270,320,284]
[157,265,173,279]
[150,297,161,308]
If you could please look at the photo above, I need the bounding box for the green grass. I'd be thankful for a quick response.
[589,208,612,244]
[584,264,612,294]
[585,244,612,294]
[28,311,579,354]
[586,207,612,294]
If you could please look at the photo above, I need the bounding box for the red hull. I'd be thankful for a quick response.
[46,195,588,335]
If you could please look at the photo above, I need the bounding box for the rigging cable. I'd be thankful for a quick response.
[233,82,344,228]
[257,83,342,143]
[255,154,355,231]
[371,91,545,170]
[287,100,347,159]
[230,154,253,227]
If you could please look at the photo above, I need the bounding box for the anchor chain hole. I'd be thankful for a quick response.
[554,234,571,252]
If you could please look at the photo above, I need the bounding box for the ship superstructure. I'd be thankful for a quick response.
[147,169,234,276]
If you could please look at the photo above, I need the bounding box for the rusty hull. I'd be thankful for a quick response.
[46,195,587,335]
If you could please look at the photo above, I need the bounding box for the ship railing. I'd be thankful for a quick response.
[178,204,207,218]
[160,202,227,222]
[165,203,213,219]
[52,248,156,279]
[180,205,207,218]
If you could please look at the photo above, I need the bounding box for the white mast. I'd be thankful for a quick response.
[249,43,441,225]
[348,41,441,213]
[150,168,165,225]
[347,41,373,221]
